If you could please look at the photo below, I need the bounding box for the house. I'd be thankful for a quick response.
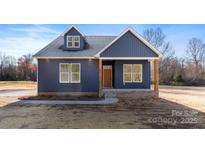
[33,25,162,98]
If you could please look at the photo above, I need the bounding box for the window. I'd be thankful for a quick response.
[60,63,81,83]
[133,64,142,82]
[71,63,80,83]
[123,64,132,82]
[123,64,142,83]
[67,36,80,48]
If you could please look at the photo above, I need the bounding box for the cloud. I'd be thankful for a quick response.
[0,25,61,58]
[8,25,61,34]
[0,36,53,58]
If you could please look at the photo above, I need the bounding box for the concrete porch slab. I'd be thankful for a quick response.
[16,98,118,105]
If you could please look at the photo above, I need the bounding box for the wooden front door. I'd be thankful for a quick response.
[103,65,112,88]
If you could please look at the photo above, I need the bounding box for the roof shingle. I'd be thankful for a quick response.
[33,36,116,58]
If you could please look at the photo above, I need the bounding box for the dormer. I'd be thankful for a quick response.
[62,25,85,50]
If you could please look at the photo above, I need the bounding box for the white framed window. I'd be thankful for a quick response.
[67,36,80,48]
[133,64,143,82]
[71,63,81,83]
[123,64,132,82]
[60,63,70,83]
[59,63,81,83]
[123,64,143,83]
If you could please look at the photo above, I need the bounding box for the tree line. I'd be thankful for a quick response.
[143,28,205,86]
[0,53,37,81]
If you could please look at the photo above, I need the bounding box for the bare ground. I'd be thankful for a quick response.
[0,84,205,128]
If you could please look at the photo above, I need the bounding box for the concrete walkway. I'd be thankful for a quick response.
[16,98,118,105]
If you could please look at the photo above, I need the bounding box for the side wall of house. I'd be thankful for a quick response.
[114,60,150,89]
[38,59,99,94]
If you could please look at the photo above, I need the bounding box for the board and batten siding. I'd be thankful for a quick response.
[100,31,158,57]
[38,59,99,93]
[63,27,85,50]
[114,60,150,89]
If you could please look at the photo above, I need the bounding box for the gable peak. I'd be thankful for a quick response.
[61,25,85,36]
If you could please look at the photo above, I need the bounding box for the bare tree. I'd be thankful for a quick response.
[186,38,205,74]
[0,52,17,80]
[143,27,176,84]
[143,27,175,57]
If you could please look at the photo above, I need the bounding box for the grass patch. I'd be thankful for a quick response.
[0,81,36,90]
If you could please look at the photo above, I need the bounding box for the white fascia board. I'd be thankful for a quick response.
[95,27,163,57]
[35,57,96,59]
[99,57,160,60]
[61,25,85,37]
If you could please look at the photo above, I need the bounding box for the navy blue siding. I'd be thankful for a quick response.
[64,27,85,50]
[114,60,150,89]
[38,59,99,93]
[100,31,158,57]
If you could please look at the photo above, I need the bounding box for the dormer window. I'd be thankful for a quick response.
[67,36,80,48]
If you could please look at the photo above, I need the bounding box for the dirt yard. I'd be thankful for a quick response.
[0,82,205,128]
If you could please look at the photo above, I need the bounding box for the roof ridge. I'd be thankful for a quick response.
[85,35,116,37]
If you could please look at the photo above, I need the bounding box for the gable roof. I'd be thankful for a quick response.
[61,25,85,36]
[34,26,162,59]
[33,36,116,58]
[95,27,163,57]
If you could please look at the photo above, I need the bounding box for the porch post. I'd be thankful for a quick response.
[98,59,103,97]
[154,59,159,92]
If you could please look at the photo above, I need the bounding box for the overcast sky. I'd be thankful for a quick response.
[0,24,205,58]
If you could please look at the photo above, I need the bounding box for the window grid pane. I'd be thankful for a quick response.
[60,72,69,82]
[133,64,142,82]
[71,73,80,82]
[123,64,142,82]
[124,73,132,82]
[72,64,80,72]
[67,36,80,48]
[71,64,80,82]
[124,64,132,73]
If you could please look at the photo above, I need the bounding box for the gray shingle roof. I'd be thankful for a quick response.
[33,36,116,58]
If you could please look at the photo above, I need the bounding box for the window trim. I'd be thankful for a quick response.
[71,63,81,83]
[123,64,132,83]
[59,63,70,83]
[123,64,143,83]
[59,63,81,84]
[67,35,80,48]
[132,64,143,83]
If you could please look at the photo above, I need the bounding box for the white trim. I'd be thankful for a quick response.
[37,59,39,94]
[35,57,96,59]
[71,63,81,83]
[123,64,143,83]
[95,27,163,57]
[61,25,85,36]
[100,57,159,60]
[67,35,80,48]
[35,57,159,60]
[103,65,112,88]
[59,63,70,83]
[123,64,132,83]
[132,64,143,83]
[59,63,81,84]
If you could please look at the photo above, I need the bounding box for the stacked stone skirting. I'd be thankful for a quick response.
[103,90,158,99]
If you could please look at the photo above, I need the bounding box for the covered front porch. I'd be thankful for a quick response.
[98,58,159,97]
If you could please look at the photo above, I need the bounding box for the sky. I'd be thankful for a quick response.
[0,24,205,58]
